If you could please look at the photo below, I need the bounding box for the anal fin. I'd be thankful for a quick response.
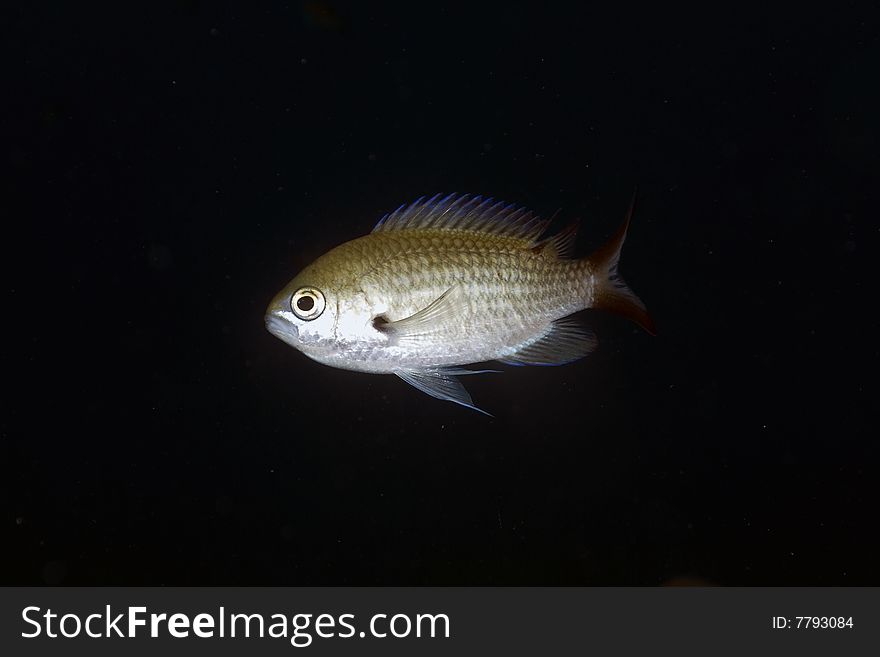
[498,317,597,366]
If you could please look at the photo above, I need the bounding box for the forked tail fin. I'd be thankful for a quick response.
[587,195,656,335]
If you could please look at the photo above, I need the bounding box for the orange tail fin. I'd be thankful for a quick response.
[588,195,656,335]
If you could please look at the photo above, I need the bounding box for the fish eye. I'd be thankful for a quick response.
[290,287,325,321]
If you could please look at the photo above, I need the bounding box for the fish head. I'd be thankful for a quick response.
[265,271,339,355]
[265,246,384,363]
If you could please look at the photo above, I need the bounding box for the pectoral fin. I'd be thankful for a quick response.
[375,287,461,345]
[394,367,494,416]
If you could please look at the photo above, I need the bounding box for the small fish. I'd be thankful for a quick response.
[265,193,655,414]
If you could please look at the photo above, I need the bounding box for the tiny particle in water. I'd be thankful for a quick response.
[147,244,173,271]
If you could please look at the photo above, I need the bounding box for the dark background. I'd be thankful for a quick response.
[4,2,877,585]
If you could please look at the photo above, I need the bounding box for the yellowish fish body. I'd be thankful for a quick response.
[266,194,654,413]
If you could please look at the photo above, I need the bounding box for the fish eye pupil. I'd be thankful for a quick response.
[296,295,315,312]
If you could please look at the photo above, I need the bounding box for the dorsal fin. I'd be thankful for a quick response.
[530,219,580,259]
[372,193,550,244]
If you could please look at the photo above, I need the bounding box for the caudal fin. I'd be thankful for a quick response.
[587,195,656,335]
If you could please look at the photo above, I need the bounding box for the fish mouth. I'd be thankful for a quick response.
[265,312,300,347]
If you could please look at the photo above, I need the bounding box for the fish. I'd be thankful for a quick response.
[265,193,655,414]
